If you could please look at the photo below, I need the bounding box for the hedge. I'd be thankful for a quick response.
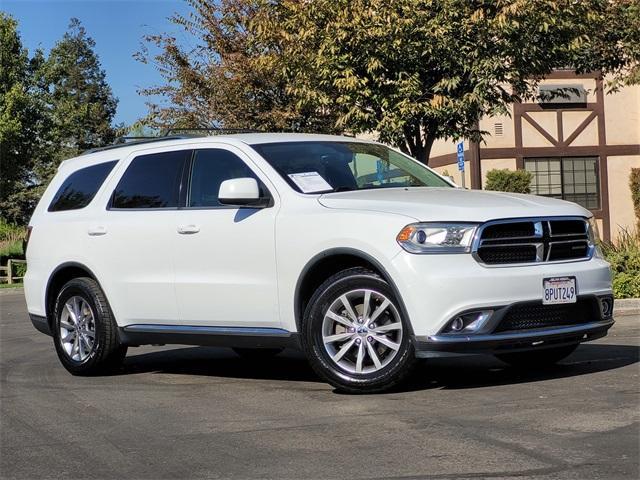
[484,169,533,194]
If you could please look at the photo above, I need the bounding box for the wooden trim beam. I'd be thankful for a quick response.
[521,112,559,146]
[428,144,640,166]
[562,111,597,147]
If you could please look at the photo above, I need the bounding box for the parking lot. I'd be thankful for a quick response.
[1,288,638,479]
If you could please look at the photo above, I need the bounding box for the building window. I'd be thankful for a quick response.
[524,157,600,210]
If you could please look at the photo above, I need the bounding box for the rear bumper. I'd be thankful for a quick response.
[30,314,51,336]
[413,318,614,358]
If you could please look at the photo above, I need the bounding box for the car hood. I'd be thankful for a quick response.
[317,187,591,222]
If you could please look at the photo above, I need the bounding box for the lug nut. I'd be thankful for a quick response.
[367,336,374,342]
[348,327,355,333]
[368,323,376,329]
[357,317,363,324]
[355,338,362,345]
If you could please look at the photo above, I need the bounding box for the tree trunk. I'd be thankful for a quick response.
[403,121,436,166]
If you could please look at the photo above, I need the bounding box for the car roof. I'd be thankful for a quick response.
[61,133,373,170]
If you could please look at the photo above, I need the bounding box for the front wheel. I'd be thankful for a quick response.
[303,267,415,394]
[496,344,578,368]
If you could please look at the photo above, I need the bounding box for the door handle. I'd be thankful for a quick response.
[177,224,200,234]
[88,226,107,236]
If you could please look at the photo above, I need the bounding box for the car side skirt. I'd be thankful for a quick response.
[118,324,301,349]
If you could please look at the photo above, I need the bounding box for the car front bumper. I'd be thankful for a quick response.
[388,252,613,337]
[413,317,614,358]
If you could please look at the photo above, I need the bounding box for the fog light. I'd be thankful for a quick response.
[444,310,493,333]
[600,297,613,318]
[450,317,465,331]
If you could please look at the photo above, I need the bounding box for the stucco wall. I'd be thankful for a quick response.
[607,155,640,241]
[432,164,471,187]
[604,84,640,146]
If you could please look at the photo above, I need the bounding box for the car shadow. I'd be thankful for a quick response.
[119,343,639,393]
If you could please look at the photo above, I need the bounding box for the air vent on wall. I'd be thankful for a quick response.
[494,122,504,136]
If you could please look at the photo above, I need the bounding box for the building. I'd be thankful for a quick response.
[428,71,640,242]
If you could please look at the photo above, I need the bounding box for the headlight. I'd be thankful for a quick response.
[397,223,479,254]
[587,216,604,258]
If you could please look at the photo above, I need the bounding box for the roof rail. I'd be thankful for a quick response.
[162,127,261,136]
[81,135,192,156]
[80,127,262,156]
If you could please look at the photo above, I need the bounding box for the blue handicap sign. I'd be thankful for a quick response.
[456,141,465,172]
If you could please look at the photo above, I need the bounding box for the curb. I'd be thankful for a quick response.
[614,298,640,317]
[0,286,24,295]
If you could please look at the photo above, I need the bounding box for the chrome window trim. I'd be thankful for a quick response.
[471,216,594,268]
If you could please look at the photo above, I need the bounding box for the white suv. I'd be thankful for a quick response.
[24,133,614,392]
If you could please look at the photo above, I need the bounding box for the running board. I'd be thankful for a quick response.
[119,324,300,349]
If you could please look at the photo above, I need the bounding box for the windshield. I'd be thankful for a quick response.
[250,141,452,194]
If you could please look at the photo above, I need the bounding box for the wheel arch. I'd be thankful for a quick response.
[45,262,103,329]
[294,248,413,335]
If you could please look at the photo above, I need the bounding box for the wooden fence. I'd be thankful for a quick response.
[0,259,26,284]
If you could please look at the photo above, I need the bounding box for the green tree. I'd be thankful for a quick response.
[260,0,640,164]
[0,13,50,224]
[136,0,337,132]
[43,18,118,156]
[1,17,118,225]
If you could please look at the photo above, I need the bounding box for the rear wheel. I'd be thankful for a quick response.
[303,267,415,393]
[496,344,578,368]
[53,277,127,375]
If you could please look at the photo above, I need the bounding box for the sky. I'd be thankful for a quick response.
[2,0,192,126]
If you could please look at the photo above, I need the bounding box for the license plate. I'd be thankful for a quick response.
[543,277,577,305]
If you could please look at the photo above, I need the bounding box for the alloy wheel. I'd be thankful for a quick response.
[59,295,96,362]
[321,289,403,374]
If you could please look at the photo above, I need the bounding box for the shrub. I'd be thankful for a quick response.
[631,168,640,230]
[0,218,25,261]
[484,169,533,194]
[601,228,640,299]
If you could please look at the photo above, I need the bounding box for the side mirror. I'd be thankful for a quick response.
[218,177,267,207]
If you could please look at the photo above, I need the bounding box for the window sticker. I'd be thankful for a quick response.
[288,172,333,193]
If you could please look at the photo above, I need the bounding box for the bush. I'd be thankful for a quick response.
[631,168,640,230]
[601,229,640,299]
[0,218,25,261]
[484,169,533,194]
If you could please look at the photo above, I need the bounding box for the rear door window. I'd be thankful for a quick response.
[111,150,191,209]
[48,160,118,212]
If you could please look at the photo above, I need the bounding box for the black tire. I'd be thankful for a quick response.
[232,347,284,360]
[302,267,415,394]
[496,344,578,368]
[52,277,127,375]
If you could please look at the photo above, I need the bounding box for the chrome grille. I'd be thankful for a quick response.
[473,217,593,266]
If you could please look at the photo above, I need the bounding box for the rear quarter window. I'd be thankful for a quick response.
[48,160,118,212]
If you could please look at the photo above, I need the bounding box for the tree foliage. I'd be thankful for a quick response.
[136,0,337,132]
[0,13,50,224]
[43,18,118,154]
[0,16,118,225]
[262,0,639,164]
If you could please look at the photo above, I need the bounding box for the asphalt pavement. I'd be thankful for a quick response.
[1,289,638,479]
